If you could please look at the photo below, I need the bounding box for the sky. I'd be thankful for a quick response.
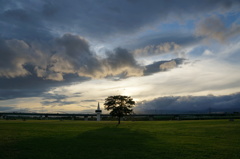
[0,0,240,114]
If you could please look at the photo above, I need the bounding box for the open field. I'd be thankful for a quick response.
[0,120,240,159]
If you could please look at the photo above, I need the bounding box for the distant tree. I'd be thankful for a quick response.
[104,95,135,124]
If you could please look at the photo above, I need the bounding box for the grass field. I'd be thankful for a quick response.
[0,120,240,159]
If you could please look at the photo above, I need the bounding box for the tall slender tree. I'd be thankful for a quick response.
[104,95,135,124]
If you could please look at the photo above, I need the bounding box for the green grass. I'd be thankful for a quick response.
[0,120,240,159]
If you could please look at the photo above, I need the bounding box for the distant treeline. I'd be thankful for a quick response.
[1,112,239,121]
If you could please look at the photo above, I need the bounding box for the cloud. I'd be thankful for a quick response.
[50,34,144,79]
[159,60,177,71]
[126,33,203,56]
[0,34,144,80]
[0,38,56,79]
[0,72,89,100]
[44,0,240,39]
[0,39,33,78]
[81,100,97,102]
[144,58,185,76]
[135,93,240,113]
[38,33,101,80]
[4,33,192,82]
[0,0,239,112]
[196,16,240,42]
[0,106,16,112]
[203,49,214,56]
[41,93,80,106]
[0,33,186,101]
[1,0,239,41]
[41,100,76,106]
[133,42,181,57]
[102,48,144,78]
[0,4,52,40]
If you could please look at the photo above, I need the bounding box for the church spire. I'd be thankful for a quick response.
[97,102,100,110]
[95,102,102,121]
[95,102,102,113]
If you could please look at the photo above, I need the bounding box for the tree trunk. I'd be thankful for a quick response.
[118,116,121,124]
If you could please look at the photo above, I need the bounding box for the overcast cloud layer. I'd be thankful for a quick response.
[135,93,240,114]
[0,0,240,113]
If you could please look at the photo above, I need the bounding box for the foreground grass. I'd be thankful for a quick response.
[0,120,240,159]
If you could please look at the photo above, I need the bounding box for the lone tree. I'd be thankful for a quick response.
[104,95,135,124]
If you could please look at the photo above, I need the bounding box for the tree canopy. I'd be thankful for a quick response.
[104,95,135,124]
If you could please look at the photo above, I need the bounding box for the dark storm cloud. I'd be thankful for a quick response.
[135,93,240,113]
[0,0,239,40]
